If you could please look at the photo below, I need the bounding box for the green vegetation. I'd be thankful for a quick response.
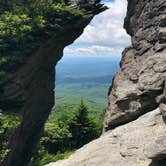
[0,0,109,165]
[0,1,108,164]
[55,83,109,114]
[0,0,85,85]
[0,113,20,162]
[30,148,74,166]
[30,99,102,166]
[55,57,120,114]
[0,99,102,165]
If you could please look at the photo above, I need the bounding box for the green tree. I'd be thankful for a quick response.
[0,0,85,87]
[29,99,103,165]
[0,113,20,162]
[69,99,99,148]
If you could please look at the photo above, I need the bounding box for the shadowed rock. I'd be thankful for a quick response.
[0,1,107,166]
[103,0,166,131]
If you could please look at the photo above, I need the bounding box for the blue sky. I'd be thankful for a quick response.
[64,0,131,58]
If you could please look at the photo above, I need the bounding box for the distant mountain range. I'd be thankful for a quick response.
[56,56,120,84]
[54,56,120,113]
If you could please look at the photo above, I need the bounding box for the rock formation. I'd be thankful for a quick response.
[102,0,166,163]
[0,1,106,166]
[47,0,166,165]
[1,0,166,165]
[103,0,166,131]
[45,109,166,166]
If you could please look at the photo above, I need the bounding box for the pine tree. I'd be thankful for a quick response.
[69,99,98,148]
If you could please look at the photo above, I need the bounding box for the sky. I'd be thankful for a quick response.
[64,0,131,58]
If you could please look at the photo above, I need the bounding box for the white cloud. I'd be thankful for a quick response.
[65,45,123,57]
[64,0,131,57]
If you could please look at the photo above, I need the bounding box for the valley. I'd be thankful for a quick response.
[54,56,120,114]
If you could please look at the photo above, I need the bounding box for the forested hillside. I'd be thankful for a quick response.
[55,57,120,112]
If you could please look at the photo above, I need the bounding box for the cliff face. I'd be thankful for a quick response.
[103,0,166,131]
[0,2,106,166]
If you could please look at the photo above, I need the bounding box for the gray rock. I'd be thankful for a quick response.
[160,104,166,118]
[144,135,166,160]
[103,0,166,131]
[45,109,166,166]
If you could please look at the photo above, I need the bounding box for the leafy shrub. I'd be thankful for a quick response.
[30,99,103,165]
[0,0,85,85]
[30,144,74,166]
[42,99,101,152]
[0,113,20,161]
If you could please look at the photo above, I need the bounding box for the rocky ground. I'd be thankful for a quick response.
[46,108,166,166]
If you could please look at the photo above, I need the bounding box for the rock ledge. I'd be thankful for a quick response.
[46,108,166,166]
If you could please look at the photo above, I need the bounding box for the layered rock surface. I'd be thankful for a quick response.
[46,109,166,166]
[103,0,166,131]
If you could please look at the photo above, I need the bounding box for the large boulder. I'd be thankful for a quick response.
[103,0,166,131]
[46,108,166,166]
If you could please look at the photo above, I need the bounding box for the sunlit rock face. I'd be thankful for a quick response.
[45,109,166,166]
[103,0,166,131]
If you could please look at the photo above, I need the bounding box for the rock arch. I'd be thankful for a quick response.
[0,1,106,166]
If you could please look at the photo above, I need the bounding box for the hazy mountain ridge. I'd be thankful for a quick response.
[56,57,120,84]
[55,57,120,113]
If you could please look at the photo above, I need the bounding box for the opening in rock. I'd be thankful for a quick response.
[54,0,130,120]
[0,1,133,166]
[44,0,131,160]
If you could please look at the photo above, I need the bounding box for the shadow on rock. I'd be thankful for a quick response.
[149,159,166,166]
